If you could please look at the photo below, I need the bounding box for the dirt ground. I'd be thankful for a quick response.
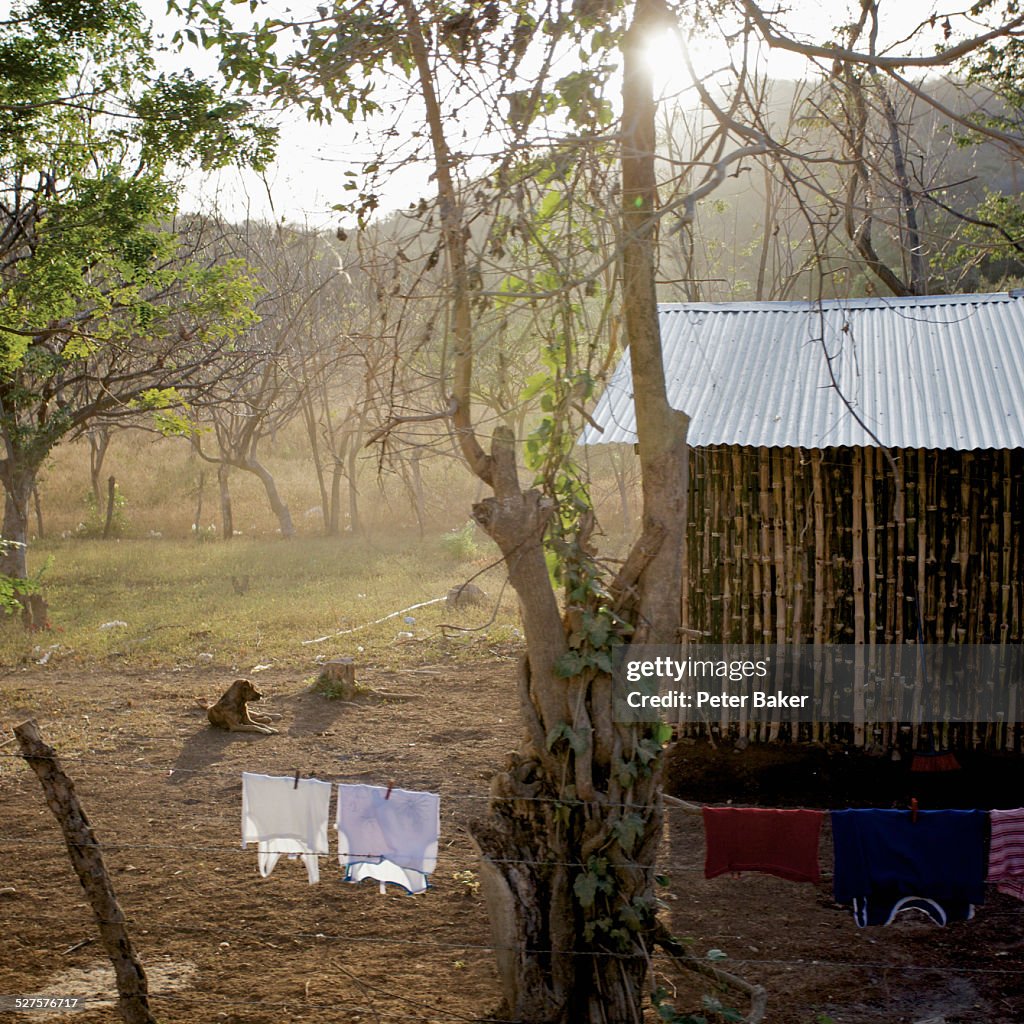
[1,659,1022,1024]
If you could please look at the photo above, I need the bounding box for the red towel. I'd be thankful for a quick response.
[703,807,823,883]
[988,808,1024,902]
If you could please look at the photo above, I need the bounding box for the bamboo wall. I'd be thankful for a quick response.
[680,446,1024,748]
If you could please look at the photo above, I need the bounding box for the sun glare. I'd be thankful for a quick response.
[642,28,737,100]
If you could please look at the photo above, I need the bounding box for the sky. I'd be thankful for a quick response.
[143,0,962,227]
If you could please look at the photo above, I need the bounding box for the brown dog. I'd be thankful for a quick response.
[197,679,279,735]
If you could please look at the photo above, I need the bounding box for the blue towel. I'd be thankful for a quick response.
[831,809,987,927]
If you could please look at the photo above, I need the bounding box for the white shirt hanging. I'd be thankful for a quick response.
[242,772,332,885]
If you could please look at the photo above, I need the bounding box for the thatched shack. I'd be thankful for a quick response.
[584,293,1024,747]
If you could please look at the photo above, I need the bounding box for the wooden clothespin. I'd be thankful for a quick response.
[910,796,919,823]
[293,769,301,790]
[384,779,394,800]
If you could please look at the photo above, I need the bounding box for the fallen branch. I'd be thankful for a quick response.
[654,921,768,1024]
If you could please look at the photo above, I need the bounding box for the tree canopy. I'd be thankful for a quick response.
[0,0,274,579]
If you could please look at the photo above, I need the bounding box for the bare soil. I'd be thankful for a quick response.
[1,661,1022,1024]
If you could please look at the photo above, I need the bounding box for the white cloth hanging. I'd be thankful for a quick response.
[242,772,332,884]
[335,783,440,894]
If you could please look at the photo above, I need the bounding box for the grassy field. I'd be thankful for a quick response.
[0,531,521,671]
[5,428,636,673]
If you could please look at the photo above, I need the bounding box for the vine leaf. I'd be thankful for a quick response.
[613,813,644,854]
[573,871,601,909]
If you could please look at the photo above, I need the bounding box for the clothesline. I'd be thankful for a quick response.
[7,752,1020,817]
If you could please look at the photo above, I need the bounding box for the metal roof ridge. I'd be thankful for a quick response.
[655,292,1018,313]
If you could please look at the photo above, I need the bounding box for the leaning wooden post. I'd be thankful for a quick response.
[13,719,158,1024]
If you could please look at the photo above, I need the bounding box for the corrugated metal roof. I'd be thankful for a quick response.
[581,292,1024,450]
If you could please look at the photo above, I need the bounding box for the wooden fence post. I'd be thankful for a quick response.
[13,719,158,1024]
[103,475,117,540]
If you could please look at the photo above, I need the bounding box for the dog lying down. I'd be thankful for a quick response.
[196,679,280,735]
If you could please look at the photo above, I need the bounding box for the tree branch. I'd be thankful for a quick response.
[743,0,1024,70]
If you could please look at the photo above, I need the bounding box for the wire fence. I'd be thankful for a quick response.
[4,737,1024,1024]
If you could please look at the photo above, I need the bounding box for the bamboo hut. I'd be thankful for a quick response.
[583,293,1024,749]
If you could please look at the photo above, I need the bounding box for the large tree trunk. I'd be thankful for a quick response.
[0,467,35,579]
[620,4,690,650]
[466,3,687,1020]
[396,0,687,1017]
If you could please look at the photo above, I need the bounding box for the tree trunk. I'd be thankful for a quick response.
[217,463,233,541]
[31,483,43,541]
[345,419,363,536]
[621,4,689,649]
[467,4,687,1021]
[241,455,296,539]
[88,428,111,508]
[329,457,343,537]
[102,476,117,540]
[878,85,928,294]
[410,448,426,539]
[193,470,206,536]
[0,469,34,579]
[302,396,331,530]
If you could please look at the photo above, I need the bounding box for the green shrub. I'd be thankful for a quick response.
[440,521,479,561]
[77,487,129,538]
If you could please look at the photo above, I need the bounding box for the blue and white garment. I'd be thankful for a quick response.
[831,808,987,927]
[335,784,440,894]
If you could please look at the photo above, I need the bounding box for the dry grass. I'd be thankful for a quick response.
[36,428,480,541]
[9,426,639,675]
[0,532,520,672]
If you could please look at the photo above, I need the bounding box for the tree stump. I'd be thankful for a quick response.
[18,593,48,631]
[316,657,358,699]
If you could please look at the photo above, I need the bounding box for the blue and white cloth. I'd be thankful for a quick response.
[831,808,987,927]
[336,783,440,894]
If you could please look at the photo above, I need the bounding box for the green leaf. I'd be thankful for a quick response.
[555,650,585,677]
[573,871,600,909]
[636,737,662,765]
[706,948,728,961]
[616,760,638,787]
[545,723,568,751]
[652,722,674,745]
[612,813,644,854]
[564,726,589,757]
[584,612,610,647]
